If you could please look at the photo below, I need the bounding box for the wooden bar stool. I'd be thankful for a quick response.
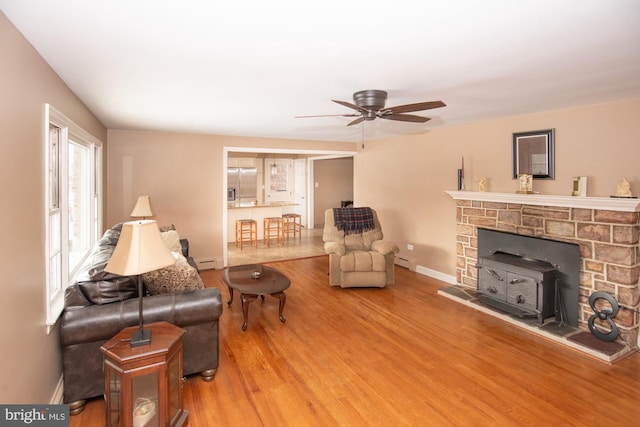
[235,219,257,250]
[282,213,302,241]
[263,217,284,247]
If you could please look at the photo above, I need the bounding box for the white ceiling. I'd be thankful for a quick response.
[2,0,640,142]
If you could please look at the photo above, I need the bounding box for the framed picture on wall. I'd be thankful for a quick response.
[512,129,555,179]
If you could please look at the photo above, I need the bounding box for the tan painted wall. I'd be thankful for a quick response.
[0,12,106,403]
[106,130,355,265]
[355,98,640,278]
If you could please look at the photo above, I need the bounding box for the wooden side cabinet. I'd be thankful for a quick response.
[100,322,188,427]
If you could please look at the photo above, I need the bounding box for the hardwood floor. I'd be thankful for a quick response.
[71,256,640,426]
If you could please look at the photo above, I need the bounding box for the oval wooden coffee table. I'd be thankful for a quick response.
[222,264,291,331]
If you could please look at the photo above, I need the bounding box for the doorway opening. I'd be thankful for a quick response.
[223,148,356,266]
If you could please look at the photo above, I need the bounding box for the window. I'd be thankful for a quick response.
[68,140,91,270]
[45,105,102,330]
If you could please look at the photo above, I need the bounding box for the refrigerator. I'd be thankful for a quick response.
[227,167,257,205]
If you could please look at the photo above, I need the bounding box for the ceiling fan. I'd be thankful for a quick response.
[296,90,446,126]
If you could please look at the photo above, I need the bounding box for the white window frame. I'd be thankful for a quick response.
[45,104,103,332]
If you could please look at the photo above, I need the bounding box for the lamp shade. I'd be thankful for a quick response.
[105,220,175,276]
[130,196,154,218]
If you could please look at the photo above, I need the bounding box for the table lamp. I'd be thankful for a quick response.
[130,195,154,219]
[105,220,175,347]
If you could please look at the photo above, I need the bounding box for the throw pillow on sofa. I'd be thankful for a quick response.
[76,223,139,305]
[159,224,176,232]
[160,229,182,252]
[142,252,204,295]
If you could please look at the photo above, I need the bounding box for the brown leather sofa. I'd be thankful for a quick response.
[60,223,223,415]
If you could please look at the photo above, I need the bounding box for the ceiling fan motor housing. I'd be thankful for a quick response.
[353,90,387,110]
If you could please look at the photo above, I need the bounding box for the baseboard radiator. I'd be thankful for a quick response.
[395,256,416,271]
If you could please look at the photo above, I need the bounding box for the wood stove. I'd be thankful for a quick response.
[476,228,580,327]
[477,252,557,323]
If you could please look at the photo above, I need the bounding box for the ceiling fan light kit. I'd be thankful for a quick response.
[296,89,446,126]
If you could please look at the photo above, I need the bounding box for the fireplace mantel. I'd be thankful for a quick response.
[446,191,640,212]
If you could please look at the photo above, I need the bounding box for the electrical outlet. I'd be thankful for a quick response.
[407,244,414,251]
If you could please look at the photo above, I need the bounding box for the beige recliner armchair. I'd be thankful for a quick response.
[323,207,399,288]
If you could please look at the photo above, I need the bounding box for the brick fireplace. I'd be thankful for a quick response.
[446,191,640,347]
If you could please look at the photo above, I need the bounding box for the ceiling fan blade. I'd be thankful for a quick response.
[295,114,360,118]
[380,114,431,123]
[384,101,446,114]
[347,117,365,126]
[332,99,369,114]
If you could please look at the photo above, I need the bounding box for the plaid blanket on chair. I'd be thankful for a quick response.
[333,207,375,235]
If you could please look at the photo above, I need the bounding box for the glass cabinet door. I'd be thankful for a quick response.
[132,372,159,427]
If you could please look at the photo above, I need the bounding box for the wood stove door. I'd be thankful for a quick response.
[478,266,507,301]
[506,273,537,311]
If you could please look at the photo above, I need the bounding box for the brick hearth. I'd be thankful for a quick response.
[447,192,640,347]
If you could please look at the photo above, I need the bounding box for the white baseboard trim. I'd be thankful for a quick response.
[50,375,64,404]
[415,265,456,284]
